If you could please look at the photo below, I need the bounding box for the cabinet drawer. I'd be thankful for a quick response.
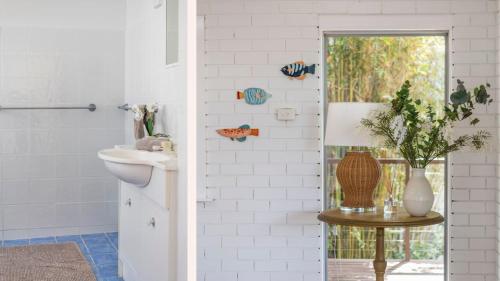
[119,183,143,274]
[138,198,174,281]
[119,182,176,281]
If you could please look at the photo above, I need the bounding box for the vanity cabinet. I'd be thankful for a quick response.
[118,170,177,281]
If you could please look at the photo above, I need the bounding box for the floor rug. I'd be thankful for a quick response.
[0,242,96,281]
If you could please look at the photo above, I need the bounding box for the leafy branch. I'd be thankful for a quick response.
[361,80,492,168]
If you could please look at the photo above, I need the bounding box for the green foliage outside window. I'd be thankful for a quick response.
[326,36,446,260]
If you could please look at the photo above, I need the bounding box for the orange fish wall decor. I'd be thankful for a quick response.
[216,124,259,142]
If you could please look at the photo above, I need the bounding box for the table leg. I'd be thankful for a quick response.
[373,227,387,281]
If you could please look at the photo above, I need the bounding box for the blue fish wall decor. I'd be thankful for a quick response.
[237,88,272,105]
[281,61,316,80]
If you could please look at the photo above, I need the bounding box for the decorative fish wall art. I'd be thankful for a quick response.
[216,124,259,142]
[281,61,316,80]
[237,88,272,105]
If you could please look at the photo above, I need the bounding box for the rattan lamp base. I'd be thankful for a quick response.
[337,151,381,209]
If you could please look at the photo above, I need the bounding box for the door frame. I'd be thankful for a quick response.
[319,23,451,281]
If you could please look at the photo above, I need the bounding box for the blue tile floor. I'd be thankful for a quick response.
[1,233,123,281]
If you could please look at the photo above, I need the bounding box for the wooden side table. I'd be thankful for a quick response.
[318,208,444,281]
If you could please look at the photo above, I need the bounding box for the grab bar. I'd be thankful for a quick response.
[0,104,97,112]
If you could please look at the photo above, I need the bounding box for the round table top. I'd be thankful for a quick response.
[318,208,444,228]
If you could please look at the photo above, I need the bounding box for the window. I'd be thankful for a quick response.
[324,34,447,281]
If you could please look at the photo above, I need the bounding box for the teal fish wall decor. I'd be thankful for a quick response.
[237,88,272,105]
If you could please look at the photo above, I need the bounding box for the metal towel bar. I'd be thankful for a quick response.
[0,104,97,112]
[118,103,132,111]
[118,103,158,113]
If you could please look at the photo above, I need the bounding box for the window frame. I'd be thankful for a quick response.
[320,31,450,281]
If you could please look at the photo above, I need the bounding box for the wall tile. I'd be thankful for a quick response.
[0,27,123,238]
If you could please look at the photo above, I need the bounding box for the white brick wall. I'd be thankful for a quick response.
[197,1,499,281]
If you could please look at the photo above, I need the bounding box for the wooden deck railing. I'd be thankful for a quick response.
[327,158,445,261]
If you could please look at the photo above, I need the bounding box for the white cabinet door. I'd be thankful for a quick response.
[119,183,143,278]
[138,199,171,281]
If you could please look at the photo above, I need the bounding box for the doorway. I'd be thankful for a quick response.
[323,34,447,281]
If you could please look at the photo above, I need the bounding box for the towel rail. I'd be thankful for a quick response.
[118,103,132,111]
[0,104,96,112]
[118,103,158,113]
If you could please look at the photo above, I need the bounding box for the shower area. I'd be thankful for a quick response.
[0,1,126,280]
[0,5,125,237]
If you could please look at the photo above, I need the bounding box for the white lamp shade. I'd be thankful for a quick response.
[324,102,383,147]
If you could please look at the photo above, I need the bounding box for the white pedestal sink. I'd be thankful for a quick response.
[98,146,177,187]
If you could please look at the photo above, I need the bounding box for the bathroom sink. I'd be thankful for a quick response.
[98,147,177,187]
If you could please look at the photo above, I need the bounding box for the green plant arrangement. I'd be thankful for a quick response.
[361,80,492,168]
[144,103,159,136]
[131,103,159,137]
[325,36,447,259]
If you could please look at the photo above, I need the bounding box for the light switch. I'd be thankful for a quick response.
[277,108,296,121]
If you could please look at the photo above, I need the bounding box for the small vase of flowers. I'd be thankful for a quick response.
[361,80,492,216]
[131,103,159,137]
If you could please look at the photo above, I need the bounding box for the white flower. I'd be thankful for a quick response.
[390,115,407,148]
[390,115,404,132]
[147,103,159,113]
[131,104,145,121]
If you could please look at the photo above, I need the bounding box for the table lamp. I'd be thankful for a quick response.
[325,102,383,212]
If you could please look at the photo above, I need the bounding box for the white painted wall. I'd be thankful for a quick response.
[197,1,498,281]
[0,0,126,240]
[0,0,125,29]
[125,0,197,279]
[124,0,184,145]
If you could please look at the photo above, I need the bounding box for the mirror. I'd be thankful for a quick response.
[166,0,178,65]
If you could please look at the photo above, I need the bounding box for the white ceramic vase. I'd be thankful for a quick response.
[403,168,434,217]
